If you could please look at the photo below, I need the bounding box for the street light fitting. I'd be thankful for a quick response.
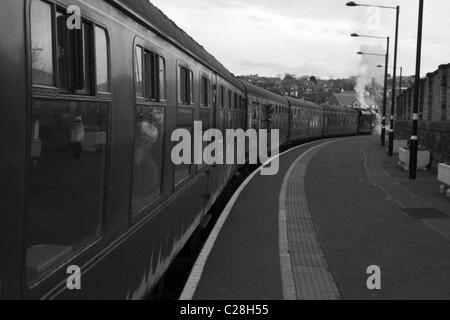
[351,33,387,40]
[345,1,397,10]
[357,51,385,57]
[377,65,402,70]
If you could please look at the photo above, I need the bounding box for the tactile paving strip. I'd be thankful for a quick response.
[283,143,340,300]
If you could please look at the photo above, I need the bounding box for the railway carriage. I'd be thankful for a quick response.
[0,0,244,300]
[322,104,359,137]
[0,0,372,300]
[286,97,324,142]
[241,81,290,146]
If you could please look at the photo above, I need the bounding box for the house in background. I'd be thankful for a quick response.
[329,91,379,112]
[329,91,361,108]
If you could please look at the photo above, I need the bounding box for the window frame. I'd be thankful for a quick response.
[130,105,166,218]
[178,64,194,106]
[219,85,225,108]
[31,0,57,88]
[200,75,211,108]
[173,61,195,189]
[158,56,167,102]
[73,20,95,96]
[30,0,111,98]
[25,101,111,289]
[94,25,111,94]
[134,44,166,102]
[130,38,168,221]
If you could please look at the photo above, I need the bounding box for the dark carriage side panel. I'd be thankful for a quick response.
[0,0,28,299]
[240,80,290,147]
[22,0,129,299]
[322,105,359,137]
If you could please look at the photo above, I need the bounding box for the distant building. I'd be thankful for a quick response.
[329,91,360,108]
[238,74,379,106]
[329,91,379,112]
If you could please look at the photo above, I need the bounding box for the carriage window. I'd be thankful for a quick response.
[54,11,93,94]
[179,66,194,104]
[56,11,68,90]
[31,0,110,95]
[79,22,93,94]
[201,76,210,107]
[95,26,109,92]
[228,90,232,109]
[179,68,186,102]
[26,101,109,285]
[31,0,54,86]
[131,107,164,215]
[189,70,194,103]
[174,108,194,185]
[135,48,165,101]
[217,85,222,107]
[135,46,144,96]
[159,56,166,100]
[220,86,225,108]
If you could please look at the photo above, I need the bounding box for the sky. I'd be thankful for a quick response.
[149,0,450,79]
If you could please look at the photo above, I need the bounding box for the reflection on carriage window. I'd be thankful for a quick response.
[95,26,109,92]
[135,46,165,101]
[31,0,54,86]
[31,0,110,94]
[131,107,164,216]
[174,108,193,185]
[135,46,144,96]
[26,101,108,285]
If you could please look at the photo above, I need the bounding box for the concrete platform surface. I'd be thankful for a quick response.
[181,136,450,300]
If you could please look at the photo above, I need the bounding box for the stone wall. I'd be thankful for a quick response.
[396,120,450,166]
[396,63,450,167]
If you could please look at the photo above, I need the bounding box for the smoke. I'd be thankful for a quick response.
[355,44,385,109]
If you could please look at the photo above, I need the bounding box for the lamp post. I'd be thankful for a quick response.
[355,34,389,146]
[377,65,403,95]
[410,0,425,180]
[347,2,400,155]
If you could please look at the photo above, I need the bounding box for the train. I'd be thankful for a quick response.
[0,0,374,299]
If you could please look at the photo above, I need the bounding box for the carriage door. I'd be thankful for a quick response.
[26,2,111,289]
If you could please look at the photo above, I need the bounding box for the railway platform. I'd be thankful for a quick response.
[180,136,450,300]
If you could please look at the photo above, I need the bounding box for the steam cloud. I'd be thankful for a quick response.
[355,44,385,109]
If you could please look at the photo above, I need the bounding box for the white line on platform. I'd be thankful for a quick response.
[179,140,327,300]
